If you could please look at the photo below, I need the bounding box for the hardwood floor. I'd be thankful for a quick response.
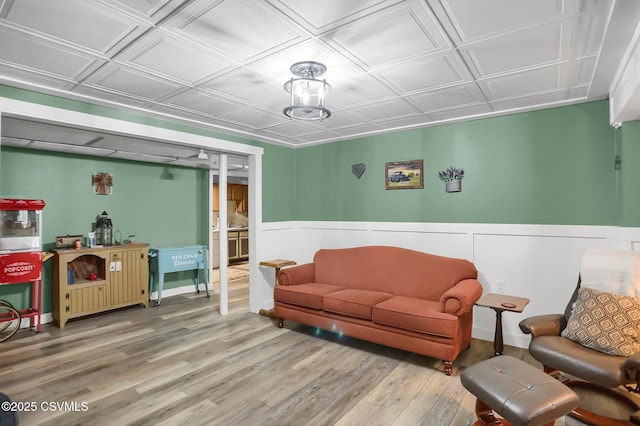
[0,280,632,425]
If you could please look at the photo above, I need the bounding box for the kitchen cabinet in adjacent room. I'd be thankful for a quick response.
[212,183,248,212]
[227,230,248,263]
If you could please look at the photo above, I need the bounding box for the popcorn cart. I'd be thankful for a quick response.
[0,198,46,338]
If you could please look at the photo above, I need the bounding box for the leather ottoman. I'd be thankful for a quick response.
[461,355,579,426]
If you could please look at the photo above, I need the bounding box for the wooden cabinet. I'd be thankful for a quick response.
[53,244,149,328]
[239,231,249,258]
[227,230,248,263]
[213,184,248,212]
[228,233,239,260]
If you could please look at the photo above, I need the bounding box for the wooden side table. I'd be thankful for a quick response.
[259,259,296,318]
[476,293,530,356]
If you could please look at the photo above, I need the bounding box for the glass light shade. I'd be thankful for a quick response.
[283,61,331,121]
[284,78,330,120]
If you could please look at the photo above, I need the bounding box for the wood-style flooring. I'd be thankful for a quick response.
[0,279,634,425]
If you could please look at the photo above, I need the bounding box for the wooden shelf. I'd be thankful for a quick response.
[53,244,149,328]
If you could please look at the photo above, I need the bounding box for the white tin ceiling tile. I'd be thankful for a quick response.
[249,39,363,81]
[218,106,284,129]
[575,56,597,86]
[3,0,151,54]
[199,67,283,104]
[480,66,561,100]
[571,10,609,57]
[330,123,385,139]
[428,103,493,121]
[171,0,308,62]
[568,85,589,99]
[104,0,187,24]
[71,85,155,108]
[0,27,104,80]
[373,113,433,130]
[267,0,392,33]
[490,90,567,111]
[578,0,614,14]
[374,53,471,94]
[311,109,369,130]
[461,21,568,77]
[329,74,397,108]
[83,63,185,100]
[349,98,421,122]
[252,96,296,118]
[325,0,451,69]
[408,83,486,112]
[162,89,245,117]
[436,0,564,43]
[120,31,236,84]
[0,66,75,91]
[259,119,324,138]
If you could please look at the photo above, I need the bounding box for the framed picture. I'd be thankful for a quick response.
[92,172,113,195]
[385,160,423,190]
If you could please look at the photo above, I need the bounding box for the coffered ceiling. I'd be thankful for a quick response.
[1,0,639,157]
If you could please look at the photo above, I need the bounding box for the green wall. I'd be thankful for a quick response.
[2,85,639,316]
[295,101,619,225]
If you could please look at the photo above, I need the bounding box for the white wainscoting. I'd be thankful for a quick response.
[258,221,640,349]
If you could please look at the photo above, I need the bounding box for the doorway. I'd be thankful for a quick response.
[0,101,264,316]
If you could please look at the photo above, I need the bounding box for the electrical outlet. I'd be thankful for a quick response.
[496,280,506,294]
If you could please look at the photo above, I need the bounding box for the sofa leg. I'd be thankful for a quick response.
[277,318,284,328]
[443,360,453,376]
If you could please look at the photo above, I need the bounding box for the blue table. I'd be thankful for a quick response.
[148,245,209,306]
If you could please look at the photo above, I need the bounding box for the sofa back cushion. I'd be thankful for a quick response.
[313,246,477,301]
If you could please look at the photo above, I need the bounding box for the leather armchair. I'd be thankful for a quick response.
[520,282,640,425]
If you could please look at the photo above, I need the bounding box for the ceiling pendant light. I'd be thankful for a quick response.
[283,61,331,121]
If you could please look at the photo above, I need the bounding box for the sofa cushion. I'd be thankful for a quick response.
[274,283,345,310]
[313,246,477,301]
[372,296,458,338]
[323,289,394,320]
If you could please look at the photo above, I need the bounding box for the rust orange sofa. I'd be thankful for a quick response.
[274,245,483,375]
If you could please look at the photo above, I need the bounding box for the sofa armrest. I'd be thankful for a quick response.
[277,263,315,286]
[440,279,483,316]
[518,314,566,337]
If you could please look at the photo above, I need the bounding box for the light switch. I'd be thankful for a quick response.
[109,262,116,272]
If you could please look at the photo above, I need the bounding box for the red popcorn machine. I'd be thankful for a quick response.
[0,198,46,334]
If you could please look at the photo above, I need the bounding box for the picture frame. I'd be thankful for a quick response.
[385,160,423,190]
[92,172,113,195]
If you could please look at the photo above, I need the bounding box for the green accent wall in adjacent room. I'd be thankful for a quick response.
[294,101,618,225]
[0,147,210,311]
